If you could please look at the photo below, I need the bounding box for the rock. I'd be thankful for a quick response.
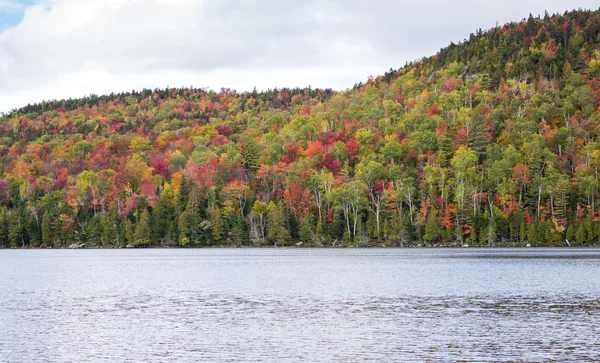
[427,70,439,81]
[162,240,178,247]
[525,243,531,248]
[462,244,469,248]
[295,242,303,247]
[126,244,136,249]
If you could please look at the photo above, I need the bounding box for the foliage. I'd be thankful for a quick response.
[2,10,600,247]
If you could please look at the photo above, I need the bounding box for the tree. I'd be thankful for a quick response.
[267,201,291,246]
[41,211,53,248]
[178,187,201,246]
[423,209,444,245]
[333,180,366,240]
[133,209,151,246]
[221,181,250,219]
[101,210,119,246]
[242,138,261,174]
[356,161,386,238]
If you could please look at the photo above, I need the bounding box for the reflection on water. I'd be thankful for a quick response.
[1,248,600,362]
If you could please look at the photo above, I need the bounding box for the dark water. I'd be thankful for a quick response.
[1,248,600,362]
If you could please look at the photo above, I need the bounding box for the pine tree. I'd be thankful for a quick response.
[41,211,53,248]
[178,187,201,246]
[151,197,174,245]
[0,209,8,248]
[423,209,443,245]
[575,222,586,246]
[133,209,151,246]
[527,223,537,246]
[467,225,477,246]
[544,220,561,246]
[242,139,261,174]
[299,216,313,244]
[583,213,595,244]
[178,210,191,246]
[101,211,119,246]
[208,205,223,243]
[565,224,576,245]
[124,220,135,246]
[519,220,527,244]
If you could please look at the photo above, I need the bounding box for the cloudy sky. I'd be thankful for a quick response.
[0,0,598,112]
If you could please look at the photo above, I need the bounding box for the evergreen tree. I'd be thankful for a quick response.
[526,223,537,246]
[133,209,151,246]
[100,211,119,246]
[41,211,53,248]
[242,139,261,175]
[565,224,576,245]
[575,222,587,246]
[423,209,444,245]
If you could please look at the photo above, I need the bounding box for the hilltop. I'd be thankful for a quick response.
[1,9,600,248]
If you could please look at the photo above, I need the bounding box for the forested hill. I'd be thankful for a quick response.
[2,9,600,248]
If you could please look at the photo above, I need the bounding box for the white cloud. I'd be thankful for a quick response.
[0,0,599,112]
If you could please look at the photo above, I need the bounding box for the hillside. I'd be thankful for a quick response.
[1,9,600,248]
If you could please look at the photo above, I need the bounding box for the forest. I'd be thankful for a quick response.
[1,9,600,248]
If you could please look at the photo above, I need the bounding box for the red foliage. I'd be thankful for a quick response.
[373,179,386,195]
[442,79,457,93]
[215,125,233,136]
[139,177,157,208]
[512,163,530,184]
[345,137,360,166]
[300,105,311,116]
[109,139,130,158]
[284,181,310,221]
[303,140,325,158]
[321,153,341,174]
[89,144,111,170]
[439,208,454,230]
[207,135,228,147]
[454,125,469,145]
[150,154,170,178]
[524,210,534,224]
[279,143,299,164]
[54,168,69,190]
[428,103,439,116]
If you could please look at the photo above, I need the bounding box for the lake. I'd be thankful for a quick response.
[1,248,599,362]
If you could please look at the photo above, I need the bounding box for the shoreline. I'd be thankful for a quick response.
[1,245,597,250]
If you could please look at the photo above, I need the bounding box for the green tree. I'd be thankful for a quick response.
[41,211,53,248]
[133,209,151,246]
[268,201,291,246]
[423,209,444,245]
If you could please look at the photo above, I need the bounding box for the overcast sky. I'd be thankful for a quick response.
[0,0,598,113]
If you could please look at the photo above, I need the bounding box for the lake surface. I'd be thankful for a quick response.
[1,248,600,362]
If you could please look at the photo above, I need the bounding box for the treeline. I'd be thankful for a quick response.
[1,9,600,248]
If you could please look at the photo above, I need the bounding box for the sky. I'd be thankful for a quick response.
[0,0,599,113]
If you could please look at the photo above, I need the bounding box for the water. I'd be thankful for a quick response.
[1,248,600,362]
